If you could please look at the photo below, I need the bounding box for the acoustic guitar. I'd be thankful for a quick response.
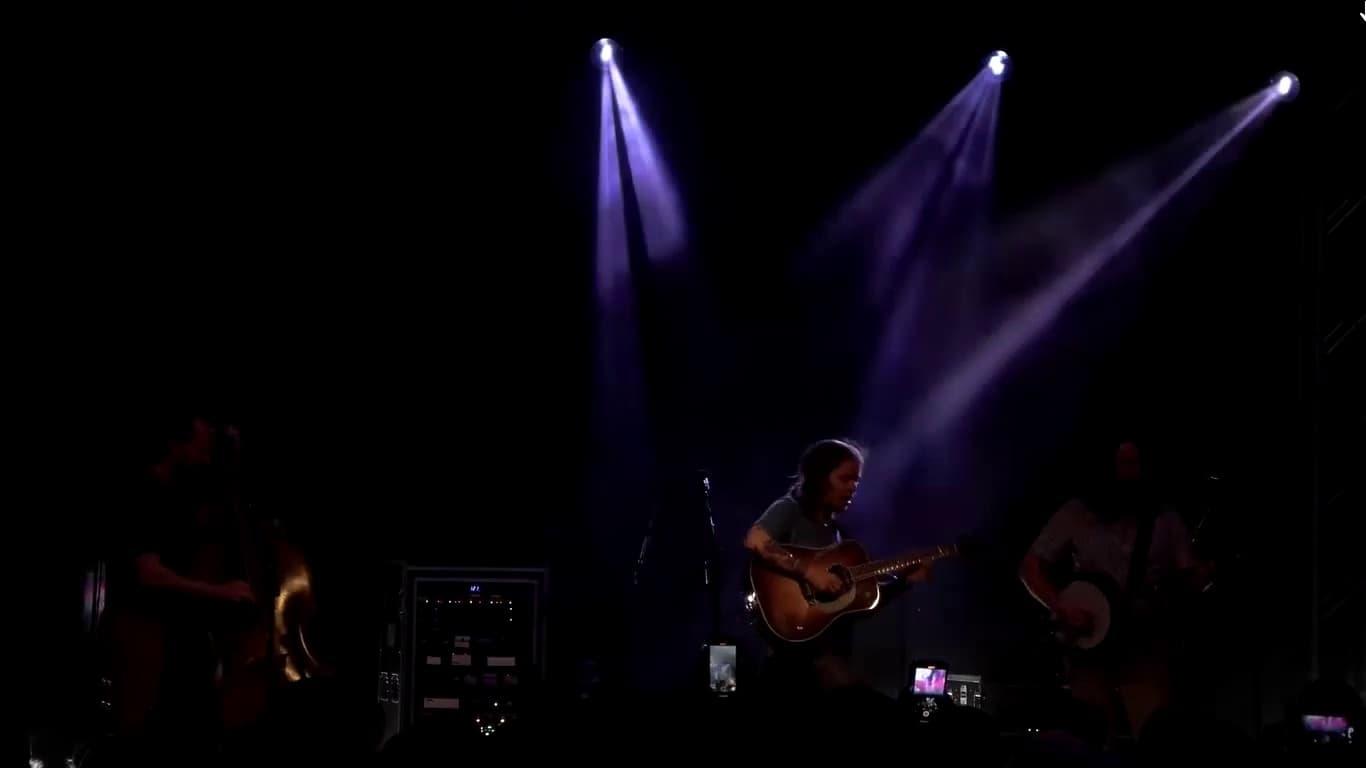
[746,539,962,643]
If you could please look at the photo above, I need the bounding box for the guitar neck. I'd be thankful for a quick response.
[849,544,958,581]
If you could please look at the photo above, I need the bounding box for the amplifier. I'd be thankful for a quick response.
[377,565,547,745]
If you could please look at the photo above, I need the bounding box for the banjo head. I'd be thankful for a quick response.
[1056,580,1112,650]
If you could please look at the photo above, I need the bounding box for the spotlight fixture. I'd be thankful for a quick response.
[1271,71,1299,100]
[986,50,1009,78]
[594,38,616,67]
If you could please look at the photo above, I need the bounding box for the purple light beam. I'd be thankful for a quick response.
[863,90,1278,512]
[591,65,654,539]
[856,77,1002,444]
[609,64,686,262]
[809,69,1002,310]
[596,68,629,303]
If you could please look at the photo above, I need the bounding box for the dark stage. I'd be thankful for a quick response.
[20,6,1364,766]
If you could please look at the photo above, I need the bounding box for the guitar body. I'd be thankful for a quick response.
[748,541,882,643]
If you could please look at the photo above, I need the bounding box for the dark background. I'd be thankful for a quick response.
[21,3,1362,745]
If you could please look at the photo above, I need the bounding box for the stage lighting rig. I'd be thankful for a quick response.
[987,50,1009,78]
[594,39,616,68]
[1272,72,1299,100]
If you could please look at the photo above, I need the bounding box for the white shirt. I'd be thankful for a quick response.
[1031,498,1195,590]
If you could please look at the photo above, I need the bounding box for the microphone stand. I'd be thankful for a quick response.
[633,512,654,588]
[699,470,722,641]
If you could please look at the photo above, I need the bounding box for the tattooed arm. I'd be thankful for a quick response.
[745,525,844,594]
[744,525,806,576]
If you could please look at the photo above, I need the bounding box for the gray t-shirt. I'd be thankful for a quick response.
[1031,498,1194,590]
[755,495,840,549]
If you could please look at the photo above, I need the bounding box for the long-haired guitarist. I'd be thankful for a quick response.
[1018,440,1211,741]
[744,439,929,692]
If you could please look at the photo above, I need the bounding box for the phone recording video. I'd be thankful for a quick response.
[1302,714,1355,745]
[707,643,737,696]
[912,666,948,696]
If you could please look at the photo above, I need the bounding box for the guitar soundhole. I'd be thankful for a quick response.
[803,565,853,605]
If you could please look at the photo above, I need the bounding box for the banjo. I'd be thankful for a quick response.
[1052,573,1123,651]
[1052,509,1156,655]
[1050,484,1223,655]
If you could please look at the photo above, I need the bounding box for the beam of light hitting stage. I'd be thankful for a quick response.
[608,61,686,261]
[808,66,1003,310]
[861,84,1287,516]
